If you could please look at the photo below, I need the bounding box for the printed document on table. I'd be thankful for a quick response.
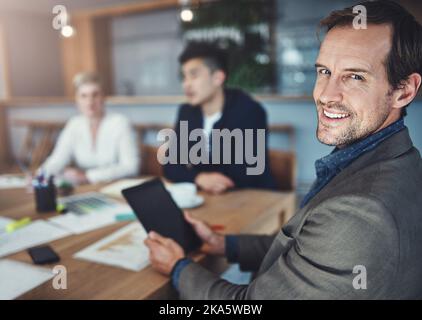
[48,203,133,234]
[0,259,54,300]
[0,216,14,231]
[0,220,71,258]
[74,222,149,271]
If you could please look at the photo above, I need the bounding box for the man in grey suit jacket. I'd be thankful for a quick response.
[144,0,422,299]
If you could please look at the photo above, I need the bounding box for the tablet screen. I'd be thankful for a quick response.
[121,178,202,253]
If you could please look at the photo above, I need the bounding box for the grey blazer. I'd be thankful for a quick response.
[178,128,422,299]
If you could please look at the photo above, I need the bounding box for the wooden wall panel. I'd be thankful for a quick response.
[0,104,11,171]
[0,22,11,99]
[0,23,11,171]
[93,17,113,96]
[61,15,97,96]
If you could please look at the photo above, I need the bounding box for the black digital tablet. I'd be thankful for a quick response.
[121,178,202,253]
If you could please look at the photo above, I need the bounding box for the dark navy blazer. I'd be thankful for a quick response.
[163,88,276,190]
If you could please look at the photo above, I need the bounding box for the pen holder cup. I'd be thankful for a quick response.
[34,184,57,213]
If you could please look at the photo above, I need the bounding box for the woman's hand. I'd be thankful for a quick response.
[63,168,88,185]
[194,172,235,194]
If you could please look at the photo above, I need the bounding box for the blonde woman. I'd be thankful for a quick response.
[41,72,140,185]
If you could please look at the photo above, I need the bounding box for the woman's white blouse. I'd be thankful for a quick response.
[42,113,140,183]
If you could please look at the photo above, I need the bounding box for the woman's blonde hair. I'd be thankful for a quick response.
[72,72,102,92]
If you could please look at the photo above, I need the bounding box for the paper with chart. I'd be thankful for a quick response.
[74,222,149,271]
[48,192,134,234]
[0,259,55,300]
[0,220,71,258]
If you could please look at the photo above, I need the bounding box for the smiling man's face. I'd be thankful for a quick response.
[313,24,400,147]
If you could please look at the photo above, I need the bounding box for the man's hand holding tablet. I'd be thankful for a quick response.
[144,212,225,275]
[122,178,224,275]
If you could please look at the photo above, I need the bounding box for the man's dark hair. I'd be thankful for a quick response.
[178,42,229,77]
[319,0,422,117]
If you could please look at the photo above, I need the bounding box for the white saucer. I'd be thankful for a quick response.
[173,195,205,209]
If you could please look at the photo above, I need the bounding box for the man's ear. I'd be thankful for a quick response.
[391,73,422,110]
[212,70,226,87]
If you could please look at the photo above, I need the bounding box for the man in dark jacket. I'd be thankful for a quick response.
[162,42,276,194]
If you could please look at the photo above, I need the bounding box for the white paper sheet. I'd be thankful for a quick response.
[74,222,149,271]
[0,175,26,189]
[48,203,133,234]
[0,220,71,258]
[0,216,14,230]
[0,217,14,237]
[99,178,151,198]
[0,259,54,300]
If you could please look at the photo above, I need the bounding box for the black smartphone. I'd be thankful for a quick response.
[27,245,60,265]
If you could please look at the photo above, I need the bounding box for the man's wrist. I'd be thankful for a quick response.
[170,258,193,291]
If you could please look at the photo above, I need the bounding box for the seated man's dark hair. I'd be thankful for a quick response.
[179,41,229,77]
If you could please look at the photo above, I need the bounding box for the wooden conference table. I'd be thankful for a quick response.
[0,179,296,299]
